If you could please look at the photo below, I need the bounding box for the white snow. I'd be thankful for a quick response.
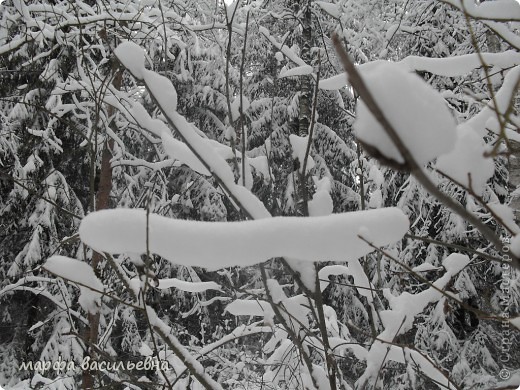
[230,184,272,219]
[386,24,400,41]
[228,287,311,334]
[318,73,347,90]
[225,299,271,317]
[319,51,520,89]
[279,65,313,78]
[510,234,520,257]
[318,261,374,301]
[401,51,520,77]
[249,156,270,178]
[143,69,177,112]
[114,96,215,176]
[310,364,330,390]
[441,253,470,274]
[259,26,307,67]
[318,265,350,290]
[308,177,333,216]
[442,0,520,20]
[487,203,520,234]
[316,1,340,18]
[230,95,250,122]
[164,112,271,220]
[114,41,146,79]
[139,343,153,357]
[353,61,457,166]
[285,257,317,290]
[485,20,520,52]
[118,98,169,138]
[161,133,211,176]
[359,253,470,389]
[44,256,104,314]
[289,134,315,173]
[435,124,494,196]
[368,165,384,187]
[114,41,272,219]
[412,263,442,272]
[510,316,520,331]
[79,208,409,271]
[368,189,382,209]
[157,278,222,293]
[225,0,240,22]
[197,324,272,356]
[467,66,520,141]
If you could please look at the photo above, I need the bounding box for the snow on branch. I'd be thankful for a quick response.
[279,65,314,79]
[114,41,271,220]
[319,51,520,89]
[400,51,520,77]
[197,323,273,356]
[157,278,222,293]
[484,19,520,50]
[79,208,409,271]
[353,61,456,167]
[43,256,104,314]
[436,124,495,196]
[315,1,340,19]
[0,276,88,325]
[258,26,308,67]
[382,253,471,338]
[440,0,520,22]
[332,34,520,271]
[145,306,224,390]
[358,253,471,390]
[466,65,520,141]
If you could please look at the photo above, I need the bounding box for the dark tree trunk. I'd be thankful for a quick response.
[82,68,122,390]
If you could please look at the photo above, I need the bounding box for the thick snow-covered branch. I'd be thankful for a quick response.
[353,61,456,166]
[79,207,409,271]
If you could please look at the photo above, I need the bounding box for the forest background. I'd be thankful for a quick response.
[0,0,519,389]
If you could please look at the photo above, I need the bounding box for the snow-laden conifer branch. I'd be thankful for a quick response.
[332,33,520,271]
[0,278,88,325]
[356,236,470,389]
[319,51,520,89]
[114,41,270,220]
[440,0,520,22]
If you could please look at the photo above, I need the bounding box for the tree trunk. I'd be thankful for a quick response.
[82,67,122,390]
[298,0,312,137]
